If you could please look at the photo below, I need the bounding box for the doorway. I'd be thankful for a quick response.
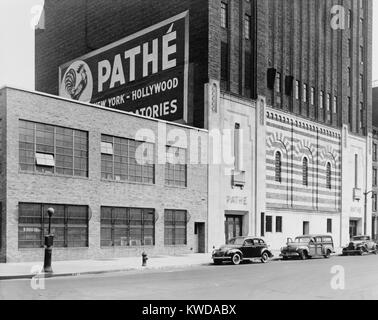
[303,221,310,235]
[349,220,358,239]
[194,222,205,253]
[225,215,243,243]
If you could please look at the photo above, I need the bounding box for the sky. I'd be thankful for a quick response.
[0,0,377,89]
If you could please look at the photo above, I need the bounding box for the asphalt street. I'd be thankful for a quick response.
[1,254,378,300]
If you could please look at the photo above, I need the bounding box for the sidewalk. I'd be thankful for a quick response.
[0,249,341,280]
[0,253,213,280]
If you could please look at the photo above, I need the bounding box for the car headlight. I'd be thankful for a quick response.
[212,250,217,255]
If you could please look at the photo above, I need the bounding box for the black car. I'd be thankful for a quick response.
[212,236,273,265]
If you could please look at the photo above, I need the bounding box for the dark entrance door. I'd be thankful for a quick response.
[349,220,358,239]
[225,215,243,243]
[195,222,205,253]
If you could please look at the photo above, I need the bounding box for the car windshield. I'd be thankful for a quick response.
[294,237,311,243]
[353,236,369,241]
[228,238,245,245]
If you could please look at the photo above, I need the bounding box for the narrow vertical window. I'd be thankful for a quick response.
[244,14,251,39]
[327,219,332,233]
[348,97,352,128]
[310,87,315,105]
[319,91,324,109]
[295,81,300,100]
[303,84,307,103]
[275,151,282,183]
[221,42,229,83]
[221,2,228,29]
[355,155,358,188]
[276,72,281,93]
[360,102,364,131]
[303,157,309,186]
[326,162,332,190]
[234,123,242,171]
[333,96,337,114]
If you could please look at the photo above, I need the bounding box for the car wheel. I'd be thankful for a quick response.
[231,253,242,265]
[261,252,269,264]
[299,251,307,260]
[358,247,364,256]
[213,260,222,265]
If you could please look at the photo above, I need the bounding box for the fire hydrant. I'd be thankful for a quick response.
[142,252,148,267]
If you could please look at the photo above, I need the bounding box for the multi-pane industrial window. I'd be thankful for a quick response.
[265,216,272,233]
[221,2,228,28]
[327,219,332,234]
[164,210,187,245]
[276,216,282,233]
[326,163,332,190]
[19,120,88,177]
[275,151,282,183]
[302,157,309,186]
[18,203,88,248]
[100,207,155,247]
[373,168,377,187]
[101,135,155,184]
[244,14,251,39]
[165,146,187,187]
[276,72,281,93]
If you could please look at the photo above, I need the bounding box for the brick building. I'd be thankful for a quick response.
[32,0,373,253]
[0,87,208,263]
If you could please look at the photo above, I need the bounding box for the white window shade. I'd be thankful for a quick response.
[101,142,114,155]
[35,153,55,167]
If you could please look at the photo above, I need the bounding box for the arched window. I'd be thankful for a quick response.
[275,151,282,183]
[303,157,308,186]
[326,162,332,189]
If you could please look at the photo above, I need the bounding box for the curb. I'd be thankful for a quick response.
[0,262,211,281]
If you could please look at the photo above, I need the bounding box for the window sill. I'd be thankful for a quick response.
[19,170,89,181]
[101,179,155,187]
[100,245,155,249]
[164,185,188,189]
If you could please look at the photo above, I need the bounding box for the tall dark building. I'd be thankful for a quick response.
[35,0,372,134]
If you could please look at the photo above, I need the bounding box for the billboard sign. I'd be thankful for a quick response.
[59,11,189,122]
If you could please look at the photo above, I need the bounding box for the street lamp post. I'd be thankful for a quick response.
[43,207,55,274]
[363,191,374,236]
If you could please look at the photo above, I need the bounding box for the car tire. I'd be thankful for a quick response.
[358,247,364,256]
[231,253,242,265]
[261,252,269,264]
[324,250,331,259]
[299,251,307,260]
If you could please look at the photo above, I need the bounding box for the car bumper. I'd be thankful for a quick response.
[280,252,299,258]
[212,256,232,261]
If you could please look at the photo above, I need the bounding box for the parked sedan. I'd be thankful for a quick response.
[342,235,378,256]
[212,236,273,265]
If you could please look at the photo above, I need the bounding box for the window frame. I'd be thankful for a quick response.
[164,210,188,246]
[18,203,89,249]
[275,151,282,183]
[165,146,187,187]
[100,207,155,247]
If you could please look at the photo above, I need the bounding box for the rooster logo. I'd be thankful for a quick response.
[60,60,93,102]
